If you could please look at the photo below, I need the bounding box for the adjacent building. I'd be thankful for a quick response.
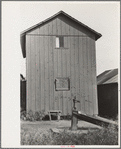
[97,68,118,119]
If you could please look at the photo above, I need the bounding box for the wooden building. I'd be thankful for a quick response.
[97,69,118,119]
[20,11,102,115]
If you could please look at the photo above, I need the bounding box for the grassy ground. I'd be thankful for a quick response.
[21,120,118,145]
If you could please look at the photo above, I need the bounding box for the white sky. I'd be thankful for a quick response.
[20,2,120,77]
[2,2,120,147]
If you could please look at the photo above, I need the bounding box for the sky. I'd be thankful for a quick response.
[2,1,120,147]
[20,2,120,77]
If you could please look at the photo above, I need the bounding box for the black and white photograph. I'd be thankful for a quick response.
[2,1,120,147]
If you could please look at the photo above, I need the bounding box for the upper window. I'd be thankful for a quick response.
[56,36,64,48]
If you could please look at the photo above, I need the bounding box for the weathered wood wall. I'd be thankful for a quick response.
[26,15,98,115]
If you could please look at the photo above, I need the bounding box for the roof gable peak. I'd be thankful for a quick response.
[21,10,102,40]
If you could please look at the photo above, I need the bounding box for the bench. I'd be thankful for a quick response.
[48,110,62,121]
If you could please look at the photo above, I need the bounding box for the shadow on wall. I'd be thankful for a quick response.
[20,74,26,111]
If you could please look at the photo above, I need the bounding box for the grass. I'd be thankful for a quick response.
[21,123,118,145]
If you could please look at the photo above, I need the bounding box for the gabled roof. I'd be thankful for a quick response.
[20,11,102,58]
[97,68,118,85]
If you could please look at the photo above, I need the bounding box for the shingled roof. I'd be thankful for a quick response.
[97,68,118,85]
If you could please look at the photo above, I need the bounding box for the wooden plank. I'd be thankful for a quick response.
[52,19,56,110]
[91,38,98,115]
[48,21,53,35]
[43,23,49,35]
[39,25,44,34]
[67,37,72,115]
[76,37,80,111]
[79,37,85,113]
[40,36,45,111]
[44,35,49,112]
[57,18,63,113]
[35,36,41,111]
[87,37,93,115]
[26,35,31,112]
[85,37,90,115]
[69,25,75,113]
[48,22,54,110]
[53,19,58,111]
[82,37,87,114]
[58,48,62,111]
[30,35,36,112]
[54,48,58,110]
[52,19,56,35]
[73,23,79,36]
[73,36,76,99]
[61,19,66,36]
[62,52,67,115]
[62,51,67,115]
[65,24,71,114]
[70,36,75,102]
[73,112,118,128]
[65,21,69,36]
[51,36,55,110]
[56,18,61,35]
[65,36,70,115]
[34,28,40,112]
[74,27,80,111]
[83,37,89,115]
[62,20,67,115]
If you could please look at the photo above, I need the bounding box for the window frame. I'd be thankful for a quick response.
[55,36,64,48]
[55,77,70,91]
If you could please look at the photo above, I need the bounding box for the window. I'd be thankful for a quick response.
[55,78,70,91]
[56,36,64,48]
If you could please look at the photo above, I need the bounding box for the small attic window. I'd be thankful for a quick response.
[56,36,64,48]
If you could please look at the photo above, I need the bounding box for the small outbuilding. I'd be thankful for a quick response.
[20,11,102,115]
[97,68,118,119]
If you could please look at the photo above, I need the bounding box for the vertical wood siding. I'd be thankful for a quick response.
[26,16,98,115]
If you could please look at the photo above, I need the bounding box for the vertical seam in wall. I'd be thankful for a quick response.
[73,28,76,96]
[35,36,36,112]
[52,20,54,110]
[56,19,58,110]
[43,27,45,112]
[66,32,68,114]
[78,36,80,106]
[60,20,63,114]
[30,36,31,111]
[65,26,67,114]
[39,28,41,111]
[94,40,98,114]
[83,38,85,113]
[26,35,27,111]
[69,26,72,109]
[91,39,94,114]
[86,37,89,114]
[48,24,50,111]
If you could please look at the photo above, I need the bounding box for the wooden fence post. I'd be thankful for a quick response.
[71,110,78,130]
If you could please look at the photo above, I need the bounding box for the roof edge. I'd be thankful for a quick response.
[20,10,102,40]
